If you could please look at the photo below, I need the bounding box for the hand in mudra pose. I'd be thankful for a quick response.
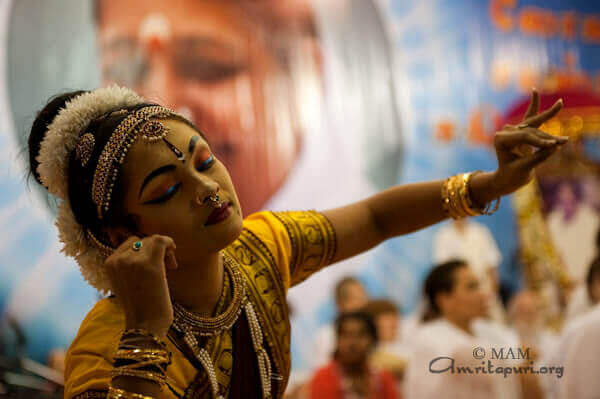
[491,89,565,197]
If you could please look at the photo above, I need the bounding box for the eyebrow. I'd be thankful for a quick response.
[189,135,200,154]
[138,164,176,199]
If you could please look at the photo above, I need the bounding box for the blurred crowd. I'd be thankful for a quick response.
[283,218,600,399]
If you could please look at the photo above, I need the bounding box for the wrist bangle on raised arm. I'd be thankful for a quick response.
[442,171,500,219]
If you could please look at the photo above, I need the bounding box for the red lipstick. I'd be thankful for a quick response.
[205,202,232,226]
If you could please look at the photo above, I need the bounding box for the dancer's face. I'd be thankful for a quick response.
[98,0,300,214]
[118,119,243,257]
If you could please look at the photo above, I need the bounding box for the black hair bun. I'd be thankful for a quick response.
[28,90,88,186]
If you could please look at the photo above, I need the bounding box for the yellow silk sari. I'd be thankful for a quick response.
[65,210,336,399]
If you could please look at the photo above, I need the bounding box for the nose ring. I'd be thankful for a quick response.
[203,193,221,208]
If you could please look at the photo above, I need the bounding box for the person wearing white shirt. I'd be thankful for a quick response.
[547,304,600,399]
[433,219,504,322]
[564,257,600,321]
[405,260,542,399]
[506,291,558,357]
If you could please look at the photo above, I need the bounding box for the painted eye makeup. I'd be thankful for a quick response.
[141,146,214,205]
[143,182,182,205]
[196,152,215,172]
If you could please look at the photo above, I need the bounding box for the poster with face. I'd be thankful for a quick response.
[1,0,402,366]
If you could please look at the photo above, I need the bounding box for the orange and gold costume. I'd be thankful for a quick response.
[65,210,336,399]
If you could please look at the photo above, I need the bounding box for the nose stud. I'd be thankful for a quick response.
[203,193,221,208]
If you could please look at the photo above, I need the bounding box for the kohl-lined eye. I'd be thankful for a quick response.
[143,182,182,205]
[196,153,215,171]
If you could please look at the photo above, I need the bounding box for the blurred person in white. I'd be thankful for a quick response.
[506,290,558,362]
[405,260,542,399]
[548,181,600,298]
[565,241,600,321]
[364,299,409,382]
[546,304,600,399]
[433,218,505,323]
[310,277,369,373]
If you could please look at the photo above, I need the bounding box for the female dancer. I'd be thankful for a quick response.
[28,86,562,398]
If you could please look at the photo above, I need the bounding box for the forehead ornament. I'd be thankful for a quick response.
[92,105,185,219]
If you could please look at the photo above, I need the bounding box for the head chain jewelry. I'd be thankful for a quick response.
[74,109,131,168]
[74,133,96,167]
[92,105,186,219]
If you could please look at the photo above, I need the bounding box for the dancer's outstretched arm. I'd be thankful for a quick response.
[322,90,565,264]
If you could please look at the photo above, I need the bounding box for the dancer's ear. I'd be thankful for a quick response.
[105,213,144,248]
[106,225,137,248]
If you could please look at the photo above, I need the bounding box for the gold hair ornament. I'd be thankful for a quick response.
[92,106,183,219]
[75,133,96,167]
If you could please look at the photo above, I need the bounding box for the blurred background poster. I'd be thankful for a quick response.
[1,0,600,383]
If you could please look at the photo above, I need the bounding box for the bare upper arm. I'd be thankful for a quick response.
[321,199,385,265]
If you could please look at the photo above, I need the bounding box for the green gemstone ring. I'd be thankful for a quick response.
[132,241,143,251]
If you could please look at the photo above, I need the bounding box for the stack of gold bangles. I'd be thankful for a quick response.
[442,171,500,219]
[107,329,172,399]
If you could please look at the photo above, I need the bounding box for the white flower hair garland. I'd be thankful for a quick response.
[36,85,145,292]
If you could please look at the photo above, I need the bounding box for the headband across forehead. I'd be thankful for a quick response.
[37,86,145,200]
[92,105,183,219]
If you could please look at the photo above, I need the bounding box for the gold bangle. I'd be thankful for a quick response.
[442,175,463,219]
[111,368,166,387]
[465,171,500,216]
[107,386,155,399]
[482,197,501,215]
[459,173,480,216]
[442,176,456,218]
[120,329,168,350]
[441,177,452,215]
[115,355,170,368]
[442,171,501,219]
[114,348,170,360]
[449,175,467,218]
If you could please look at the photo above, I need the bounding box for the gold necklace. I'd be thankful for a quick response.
[173,252,246,337]
[172,252,273,399]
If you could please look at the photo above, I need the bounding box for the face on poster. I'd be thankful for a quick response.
[2,0,401,361]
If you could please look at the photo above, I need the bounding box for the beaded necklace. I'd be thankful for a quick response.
[172,252,273,398]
